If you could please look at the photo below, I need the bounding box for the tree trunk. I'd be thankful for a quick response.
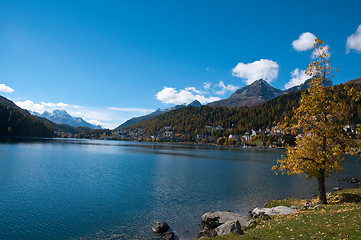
[317,170,327,204]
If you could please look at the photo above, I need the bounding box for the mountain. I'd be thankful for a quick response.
[285,79,312,93]
[285,78,333,93]
[115,109,166,130]
[0,96,29,114]
[345,77,361,85]
[31,109,102,129]
[115,100,202,130]
[208,79,284,107]
[207,78,335,108]
[0,95,54,137]
[129,83,361,138]
[0,96,107,138]
[116,78,319,129]
[188,100,202,107]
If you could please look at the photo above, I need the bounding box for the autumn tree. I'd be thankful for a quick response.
[273,39,359,204]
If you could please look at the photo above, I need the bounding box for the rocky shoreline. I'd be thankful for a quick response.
[197,206,297,238]
[149,179,361,240]
[150,206,298,239]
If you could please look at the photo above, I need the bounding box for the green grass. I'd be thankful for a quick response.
[263,198,302,208]
[202,188,361,240]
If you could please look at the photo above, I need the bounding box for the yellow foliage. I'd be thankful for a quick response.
[273,39,359,181]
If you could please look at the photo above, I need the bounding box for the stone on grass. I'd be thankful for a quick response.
[251,206,296,217]
[199,211,249,238]
[214,220,243,236]
[201,211,250,227]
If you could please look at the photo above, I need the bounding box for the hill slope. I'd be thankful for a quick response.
[0,96,29,114]
[345,77,361,85]
[129,84,361,137]
[115,100,202,130]
[0,96,54,137]
[0,96,101,138]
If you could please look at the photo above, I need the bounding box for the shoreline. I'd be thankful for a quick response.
[199,187,361,239]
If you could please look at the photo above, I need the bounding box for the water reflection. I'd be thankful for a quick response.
[0,137,359,240]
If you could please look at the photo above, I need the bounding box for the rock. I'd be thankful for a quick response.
[199,211,249,238]
[333,187,342,191]
[201,211,250,227]
[251,206,296,217]
[152,221,169,233]
[161,231,175,240]
[252,211,269,219]
[313,205,321,210]
[214,220,243,236]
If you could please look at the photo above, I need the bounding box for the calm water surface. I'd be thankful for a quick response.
[0,137,359,239]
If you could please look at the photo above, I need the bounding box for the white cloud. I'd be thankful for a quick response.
[0,83,14,93]
[214,81,239,95]
[87,119,102,126]
[15,100,47,112]
[346,24,361,53]
[232,59,279,84]
[284,69,310,89]
[156,86,220,105]
[203,82,212,90]
[185,87,202,94]
[292,32,317,51]
[14,99,154,129]
[40,101,70,108]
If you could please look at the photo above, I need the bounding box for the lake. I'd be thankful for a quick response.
[0,137,359,239]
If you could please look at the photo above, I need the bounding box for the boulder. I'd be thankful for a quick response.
[199,211,249,238]
[201,211,250,227]
[253,211,270,220]
[214,220,243,236]
[152,221,169,233]
[251,206,296,217]
[161,231,175,240]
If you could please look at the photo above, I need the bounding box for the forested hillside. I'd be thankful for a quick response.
[129,84,361,137]
[0,104,54,137]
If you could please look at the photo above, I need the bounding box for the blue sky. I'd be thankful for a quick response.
[1,0,361,129]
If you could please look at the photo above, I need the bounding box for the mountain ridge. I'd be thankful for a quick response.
[115,78,330,129]
[115,100,202,130]
[208,79,285,107]
[31,109,102,129]
[127,83,361,139]
[345,77,361,85]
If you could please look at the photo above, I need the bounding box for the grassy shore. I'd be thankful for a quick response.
[202,188,361,240]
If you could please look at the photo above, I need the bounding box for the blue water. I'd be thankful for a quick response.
[0,137,359,239]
